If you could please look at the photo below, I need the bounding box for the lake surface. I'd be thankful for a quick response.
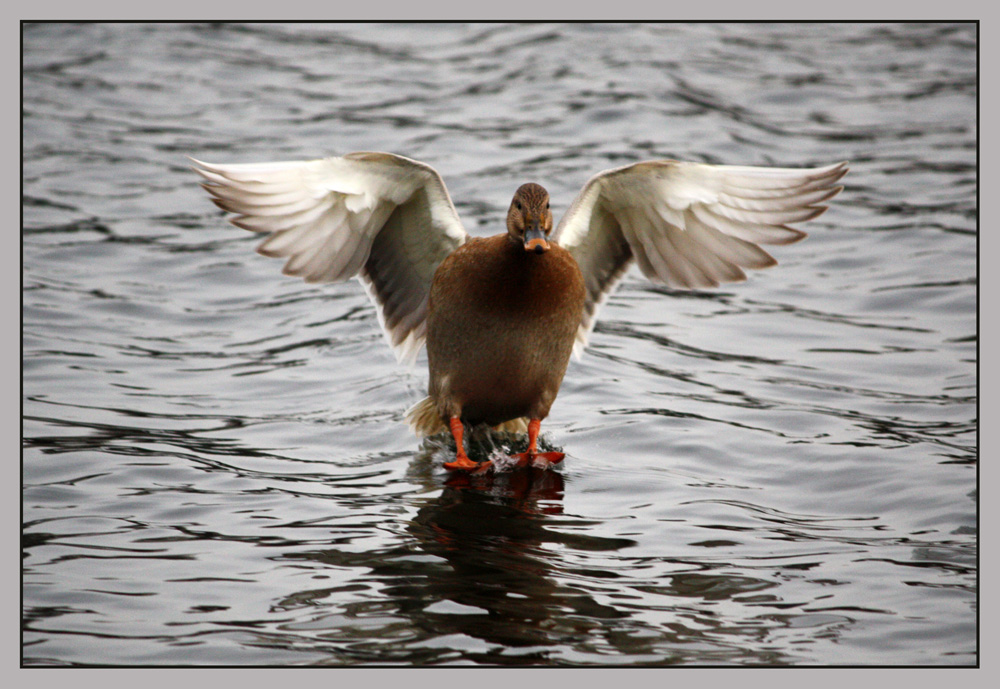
[22,22,977,666]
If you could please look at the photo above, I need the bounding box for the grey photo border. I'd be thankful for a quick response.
[12,5,987,684]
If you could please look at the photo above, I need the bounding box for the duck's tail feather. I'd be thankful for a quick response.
[405,396,446,437]
[492,417,529,434]
[405,396,530,437]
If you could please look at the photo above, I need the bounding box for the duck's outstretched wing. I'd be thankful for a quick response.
[192,152,467,364]
[553,159,848,356]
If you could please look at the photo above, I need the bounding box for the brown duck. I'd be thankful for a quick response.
[193,152,847,472]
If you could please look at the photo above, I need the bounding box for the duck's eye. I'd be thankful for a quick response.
[515,201,522,211]
[545,202,550,209]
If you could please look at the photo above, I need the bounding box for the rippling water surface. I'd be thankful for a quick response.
[22,22,977,666]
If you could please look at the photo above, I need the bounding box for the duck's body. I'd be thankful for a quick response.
[192,152,846,473]
[427,233,585,429]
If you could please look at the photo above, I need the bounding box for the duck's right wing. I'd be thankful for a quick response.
[192,152,468,364]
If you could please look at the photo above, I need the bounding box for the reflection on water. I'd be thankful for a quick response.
[23,22,976,666]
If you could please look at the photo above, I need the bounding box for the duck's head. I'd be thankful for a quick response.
[507,183,553,254]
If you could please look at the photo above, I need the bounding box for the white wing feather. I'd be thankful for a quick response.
[554,160,848,356]
[192,152,467,364]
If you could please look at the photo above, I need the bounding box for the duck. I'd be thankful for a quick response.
[192,152,847,473]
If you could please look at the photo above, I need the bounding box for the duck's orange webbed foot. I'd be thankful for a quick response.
[511,418,564,469]
[443,455,480,471]
[512,451,565,468]
[442,417,490,472]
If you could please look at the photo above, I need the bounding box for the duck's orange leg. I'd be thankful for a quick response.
[442,417,481,471]
[513,418,565,468]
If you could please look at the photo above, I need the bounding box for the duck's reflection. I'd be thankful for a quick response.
[279,439,634,656]
[389,448,631,651]
[440,461,565,513]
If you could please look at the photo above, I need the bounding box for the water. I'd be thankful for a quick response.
[22,22,977,666]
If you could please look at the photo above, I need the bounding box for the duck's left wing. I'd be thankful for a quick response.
[192,152,467,364]
[553,159,848,356]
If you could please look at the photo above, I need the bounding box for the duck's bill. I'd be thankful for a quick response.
[524,226,550,253]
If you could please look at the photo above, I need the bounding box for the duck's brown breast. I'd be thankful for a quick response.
[426,234,586,426]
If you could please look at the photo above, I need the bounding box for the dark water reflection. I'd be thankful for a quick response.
[23,22,976,666]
